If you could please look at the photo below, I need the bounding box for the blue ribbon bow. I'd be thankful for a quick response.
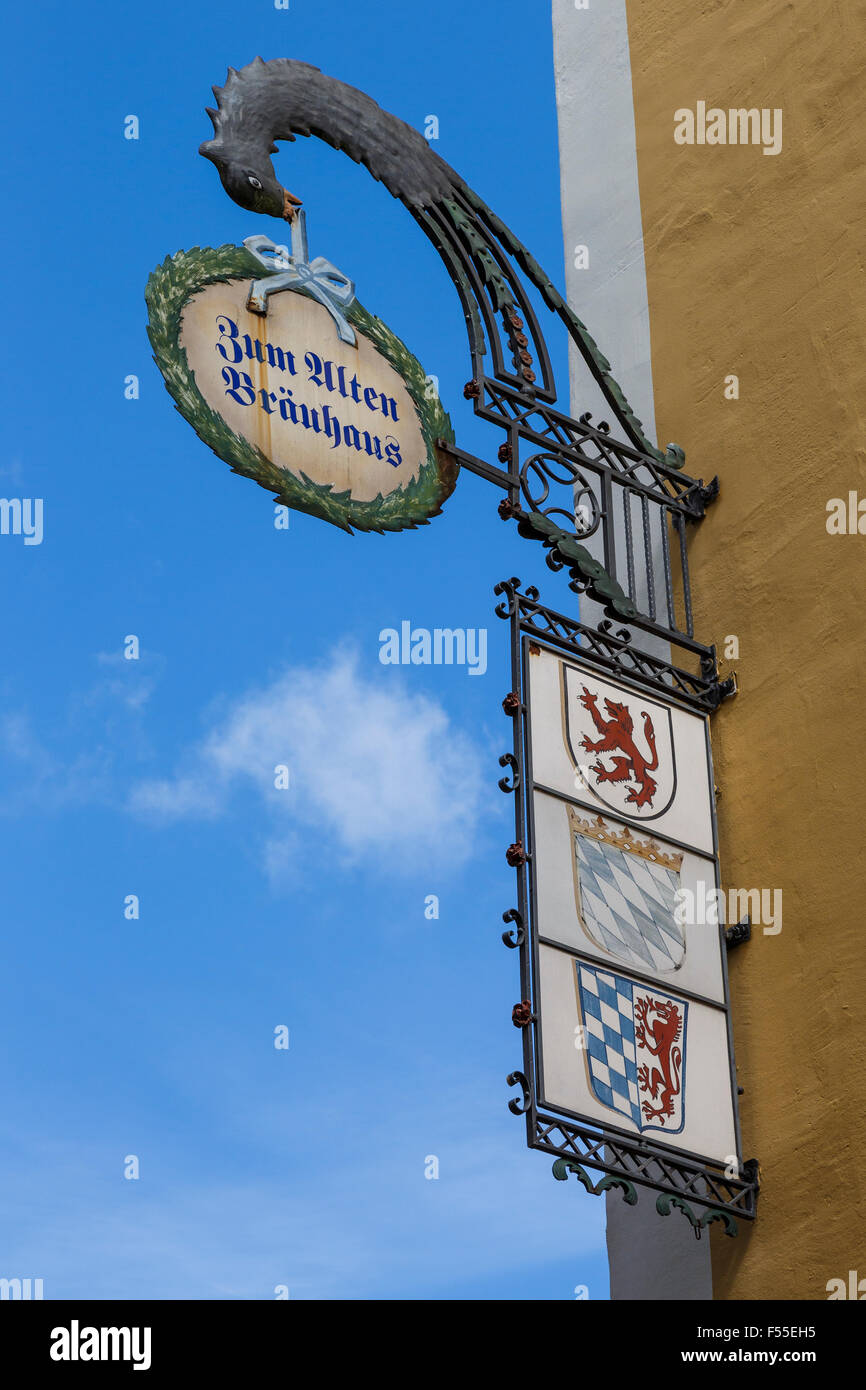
[244,213,357,345]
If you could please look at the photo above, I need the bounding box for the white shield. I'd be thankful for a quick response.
[563,666,676,820]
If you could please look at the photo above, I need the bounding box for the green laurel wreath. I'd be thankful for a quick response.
[145,243,458,533]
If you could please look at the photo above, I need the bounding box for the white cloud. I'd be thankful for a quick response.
[0,711,113,810]
[93,649,161,712]
[129,649,486,875]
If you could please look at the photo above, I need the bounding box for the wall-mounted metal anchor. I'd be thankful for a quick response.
[725,916,751,948]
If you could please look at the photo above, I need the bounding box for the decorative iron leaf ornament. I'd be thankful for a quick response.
[552,1157,638,1206]
[655,1193,739,1239]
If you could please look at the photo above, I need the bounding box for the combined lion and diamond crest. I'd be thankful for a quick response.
[563,667,676,819]
[569,808,685,972]
[575,962,687,1134]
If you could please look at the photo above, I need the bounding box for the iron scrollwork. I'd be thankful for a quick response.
[519,451,602,539]
[506,1071,531,1116]
[496,576,735,714]
[497,752,520,793]
[501,909,526,949]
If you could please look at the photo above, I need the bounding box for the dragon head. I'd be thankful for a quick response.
[199,139,302,222]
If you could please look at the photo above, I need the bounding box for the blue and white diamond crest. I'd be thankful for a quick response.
[575,962,687,1135]
[569,807,685,972]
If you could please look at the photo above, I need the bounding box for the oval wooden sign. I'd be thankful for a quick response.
[146,244,457,532]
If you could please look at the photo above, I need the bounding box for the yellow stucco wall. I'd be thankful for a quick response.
[625,1,866,1298]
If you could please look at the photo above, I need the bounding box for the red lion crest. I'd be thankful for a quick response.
[578,686,659,809]
[634,995,683,1125]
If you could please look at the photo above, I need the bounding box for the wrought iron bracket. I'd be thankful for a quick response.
[202,59,724,665]
[198,60,749,1241]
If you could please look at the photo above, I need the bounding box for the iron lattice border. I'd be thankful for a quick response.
[494,576,733,714]
[495,577,758,1230]
[527,1105,758,1221]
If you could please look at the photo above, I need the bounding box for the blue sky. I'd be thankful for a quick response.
[1,0,611,1298]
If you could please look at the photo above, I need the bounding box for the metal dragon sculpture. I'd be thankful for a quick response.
[198,58,681,468]
[199,56,461,220]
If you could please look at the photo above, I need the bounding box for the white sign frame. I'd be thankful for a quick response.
[521,637,743,1171]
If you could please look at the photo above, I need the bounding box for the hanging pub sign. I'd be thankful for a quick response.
[526,641,739,1167]
[494,579,754,1228]
[145,214,457,533]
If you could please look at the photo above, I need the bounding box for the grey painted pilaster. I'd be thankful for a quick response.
[551,0,712,1300]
